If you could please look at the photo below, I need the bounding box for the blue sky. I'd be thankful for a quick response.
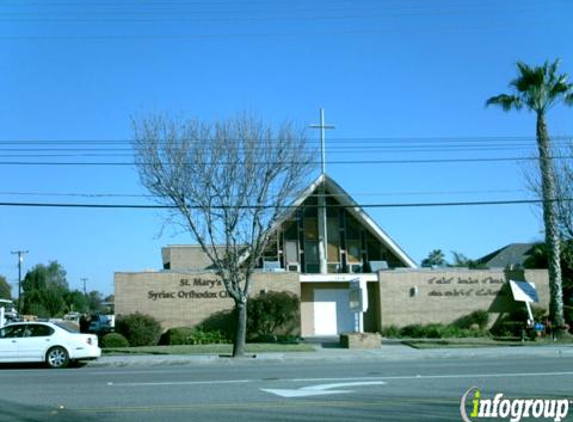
[0,0,572,296]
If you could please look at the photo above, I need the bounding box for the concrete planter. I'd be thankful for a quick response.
[340,332,382,349]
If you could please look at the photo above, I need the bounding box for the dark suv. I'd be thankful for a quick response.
[81,314,112,334]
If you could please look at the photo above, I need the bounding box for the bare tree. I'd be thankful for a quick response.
[525,142,573,240]
[553,149,573,240]
[132,113,315,356]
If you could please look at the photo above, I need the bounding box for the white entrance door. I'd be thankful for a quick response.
[313,289,355,335]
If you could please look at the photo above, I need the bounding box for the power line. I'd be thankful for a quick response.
[0,1,556,16]
[0,143,558,152]
[0,147,555,158]
[0,9,550,24]
[0,0,558,7]
[0,21,561,41]
[0,188,527,199]
[0,198,563,210]
[0,135,570,143]
[0,0,565,23]
[0,156,571,166]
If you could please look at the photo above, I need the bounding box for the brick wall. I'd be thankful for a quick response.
[115,268,550,335]
[114,271,300,331]
[378,269,550,328]
[161,246,214,271]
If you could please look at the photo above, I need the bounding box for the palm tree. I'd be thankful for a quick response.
[421,249,446,268]
[487,59,573,336]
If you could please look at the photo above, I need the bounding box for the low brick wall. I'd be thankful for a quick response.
[378,269,549,328]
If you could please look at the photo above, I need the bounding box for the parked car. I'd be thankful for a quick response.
[86,314,112,335]
[0,299,19,325]
[63,312,80,323]
[0,321,101,368]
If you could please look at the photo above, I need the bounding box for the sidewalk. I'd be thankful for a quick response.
[87,340,573,368]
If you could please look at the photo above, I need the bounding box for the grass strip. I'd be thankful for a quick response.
[102,343,315,355]
[402,337,573,349]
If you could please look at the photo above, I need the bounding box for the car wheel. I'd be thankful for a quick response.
[46,346,69,369]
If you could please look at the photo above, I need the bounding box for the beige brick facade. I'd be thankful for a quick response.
[115,268,550,335]
[378,269,549,328]
[161,246,220,271]
[115,178,552,337]
[115,271,300,331]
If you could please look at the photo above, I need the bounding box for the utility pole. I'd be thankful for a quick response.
[81,278,88,296]
[310,108,335,274]
[11,250,28,313]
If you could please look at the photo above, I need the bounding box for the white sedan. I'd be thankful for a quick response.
[0,321,101,368]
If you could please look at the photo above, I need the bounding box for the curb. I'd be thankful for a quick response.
[86,343,573,368]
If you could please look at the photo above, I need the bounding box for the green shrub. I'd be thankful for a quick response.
[27,303,50,319]
[455,310,490,330]
[198,310,235,341]
[248,334,300,344]
[250,333,278,343]
[400,324,426,338]
[491,321,524,338]
[115,312,162,347]
[101,332,130,348]
[399,323,485,339]
[565,306,573,333]
[247,291,300,340]
[380,325,402,338]
[161,327,230,345]
[423,323,446,339]
[275,334,299,344]
[490,307,547,338]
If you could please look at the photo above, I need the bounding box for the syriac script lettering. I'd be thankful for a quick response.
[426,276,507,298]
[428,277,505,285]
[427,288,505,298]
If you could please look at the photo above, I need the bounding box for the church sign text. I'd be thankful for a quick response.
[147,278,229,301]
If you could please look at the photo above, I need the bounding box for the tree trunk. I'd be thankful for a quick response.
[232,298,248,357]
[536,113,567,336]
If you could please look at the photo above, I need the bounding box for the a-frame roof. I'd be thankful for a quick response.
[276,173,417,268]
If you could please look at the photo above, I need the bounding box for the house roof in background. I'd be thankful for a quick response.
[477,243,536,268]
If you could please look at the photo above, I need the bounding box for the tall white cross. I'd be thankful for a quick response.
[309,108,335,274]
[309,108,335,174]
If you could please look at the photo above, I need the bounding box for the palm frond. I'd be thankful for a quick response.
[549,80,572,99]
[496,58,573,113]
[512,61,544,93]
[547,58,562,84]
[485,94,522,111]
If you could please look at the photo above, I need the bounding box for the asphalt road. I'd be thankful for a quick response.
[1,355,572,422]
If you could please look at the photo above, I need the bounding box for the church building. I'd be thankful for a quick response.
[115,173,550,337]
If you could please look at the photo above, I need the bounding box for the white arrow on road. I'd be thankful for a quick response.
[262,381,387,398]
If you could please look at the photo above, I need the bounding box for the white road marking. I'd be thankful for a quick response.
[261,389,350,398]
[262,381,387,398]
[263,371,573,399]
[107,379,253,387]
[303,381,387,390]
[288,376,395,383]
[353,371,573,381]
[105,371,573,390]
